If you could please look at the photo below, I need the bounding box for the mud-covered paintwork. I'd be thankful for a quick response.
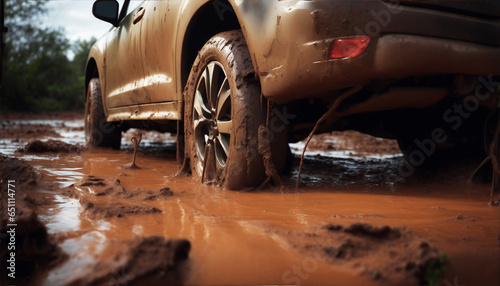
[87,0,500,122]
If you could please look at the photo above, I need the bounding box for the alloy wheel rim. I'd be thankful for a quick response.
[193,61,232,171]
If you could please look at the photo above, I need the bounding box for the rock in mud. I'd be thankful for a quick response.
[67,236,191,286]
[0,154,67,283]
[17,139,82,153]
[271,223,445,285]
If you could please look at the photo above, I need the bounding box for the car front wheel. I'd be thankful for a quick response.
[84,78,121,149]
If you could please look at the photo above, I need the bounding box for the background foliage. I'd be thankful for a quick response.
[1,0,95,112]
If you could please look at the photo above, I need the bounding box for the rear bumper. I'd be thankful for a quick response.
[261,34,500,103]
[250,1,500,103]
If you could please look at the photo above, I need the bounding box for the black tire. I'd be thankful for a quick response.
[84,78,121,149]
[184,30,287,190]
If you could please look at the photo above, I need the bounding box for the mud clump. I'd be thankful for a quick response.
[272,223,445,285]
[17,139,82,153]
[0,154,66,283]
[63,175,174,218]
[67,236,191,286]
[143,187,174,200]
[80,199,162,218]
[341,223,402,240]
[0,153,47,194]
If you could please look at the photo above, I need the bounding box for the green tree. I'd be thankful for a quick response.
[1,0,86,112]
[72,37,96,76]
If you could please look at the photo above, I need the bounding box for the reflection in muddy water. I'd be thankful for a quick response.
[0,115,499,285]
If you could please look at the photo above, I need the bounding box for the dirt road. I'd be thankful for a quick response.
[0,112,499,285]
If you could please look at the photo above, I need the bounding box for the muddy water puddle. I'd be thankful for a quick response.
[1,116,499,285]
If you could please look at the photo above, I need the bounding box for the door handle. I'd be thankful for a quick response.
[133,7,145,24]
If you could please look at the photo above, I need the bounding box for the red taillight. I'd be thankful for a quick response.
[329,36,371,59]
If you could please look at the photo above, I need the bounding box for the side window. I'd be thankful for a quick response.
[116,0,143,18]
[116,0,144,24]
[127,0,143,14]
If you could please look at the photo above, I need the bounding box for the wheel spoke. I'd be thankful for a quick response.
[217,134,230,158]
[217,120,233,135]
[216,78,230,120]
[214,136,229,168]
[202,66,211,108]
[194,90,211,120]
[206,63,218,110]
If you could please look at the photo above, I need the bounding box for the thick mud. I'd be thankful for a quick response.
[270,223,443,285]
[0,154,67,285]
[65,236,190,286]
[62,175,173,218]
[17,139,83,153]
[0,112,499,285]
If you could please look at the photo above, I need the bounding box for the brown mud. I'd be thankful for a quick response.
[0,154,67,285]
[62,175,173,218]
[17,139,83,153]
[269,223,443,285]
[0,139,188,285]
[0,112,499,285]
[66,236,190,286]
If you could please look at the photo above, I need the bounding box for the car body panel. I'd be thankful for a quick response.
[233,1,500,103]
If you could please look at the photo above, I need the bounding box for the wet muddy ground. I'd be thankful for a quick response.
[0,112,499,285]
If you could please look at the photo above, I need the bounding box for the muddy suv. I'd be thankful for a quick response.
[86,0,500,189]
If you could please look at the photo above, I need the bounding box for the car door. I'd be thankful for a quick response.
[133,0,178,105]
[105,0,177,108]
[104,2,145,108]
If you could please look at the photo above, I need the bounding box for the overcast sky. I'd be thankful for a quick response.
[44,1,143,42]
[45,1,112,42]
[40,1,143,58]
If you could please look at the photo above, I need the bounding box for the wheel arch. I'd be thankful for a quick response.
[85,57,99,99]
[180,0,241,92]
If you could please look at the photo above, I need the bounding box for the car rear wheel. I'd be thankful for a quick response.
[184,31,287,190]
[85,78,121,149]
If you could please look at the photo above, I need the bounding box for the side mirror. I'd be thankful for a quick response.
[92,0,119,26]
